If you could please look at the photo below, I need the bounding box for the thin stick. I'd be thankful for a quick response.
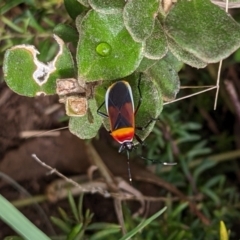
[32,154,84,189]
[213,0,228,110]
[164,86,217,105]
[20,131,60,138]
[211,0,236,9]
[31,154,111,197]
[225,0,229,11]
[23,126,69,138]
[213,60,223,110]
[180,85,215,89]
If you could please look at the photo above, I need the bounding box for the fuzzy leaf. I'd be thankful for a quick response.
[3,35,75,96]
[136,57,157,72]
[165,0,240,63]
[88,0,125,14]
[69,98,102,139]
[123,0,159,42]
[76,10,143,81]
[162,51,184,73]
[147,59,180,101]
[144,19,168,60]
[167,37,207,69]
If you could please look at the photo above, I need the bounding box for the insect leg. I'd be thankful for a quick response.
[134,117,159,146]
[97,101,109,118]
[135,117,159,131]
[134,133,144,146]
[134,73,143,116]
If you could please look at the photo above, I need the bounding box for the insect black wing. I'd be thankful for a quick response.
[106,81,135,131]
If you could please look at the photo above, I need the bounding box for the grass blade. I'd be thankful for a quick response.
[0,195,51,240]
[119,206,167,240]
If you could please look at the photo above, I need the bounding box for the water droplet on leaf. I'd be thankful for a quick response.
[96,42,111,56]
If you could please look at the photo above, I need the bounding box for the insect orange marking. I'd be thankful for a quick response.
[111,127,134,143]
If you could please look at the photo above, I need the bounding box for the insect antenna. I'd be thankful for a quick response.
[140,156,177,166]
[126,150,133,184]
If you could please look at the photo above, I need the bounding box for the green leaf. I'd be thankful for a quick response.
[77,0,90,7]
[0,195,51,240]
[3,35,75,96]
[136,57,157,72]
[3,46,40,96]
[188,140,211,158]
[68,192,80,222]
[162,51,184,72]
[201,187,221,205]
[123,0,159,42]
[233,48,240,63]
[193,160,216,184]
[171,202,189,218]
[204,175,225,189]
[0,0,25,15]
[220,221,229,240]
[67,223,83,240]
[144,19,168,60]
[37,39,58,62]
[88,0,125,14]
[64,0,88,20]
[4,237,24,240]
[53,24,79,43]
[87,223,121,230]
[1,15,25,33]
[181,122,201,131]
[58,207,72,223]
[89,228,121,240]
[132,74,163,142]
[167,37,207,69]
[25,10,45,33]
[77,10,143,81]
[51,216,72,234]
[78,194,84,222]
[147,58,180,101]
[85,208,93,221]
[119,207,167,240]
[177,134,201,144]
[165,0,240,63]
[69,98,102,139]
[95,73,163,144]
